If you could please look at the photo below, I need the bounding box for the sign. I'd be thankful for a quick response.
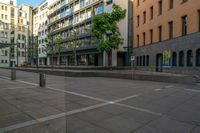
[131,56,135,61]
[162,50,171,68]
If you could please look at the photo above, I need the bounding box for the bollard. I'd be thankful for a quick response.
[11,69,16,80]
[39,73,46,87]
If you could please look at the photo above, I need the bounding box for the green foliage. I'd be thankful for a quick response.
[92,4,126,53]
[68,29,79,51]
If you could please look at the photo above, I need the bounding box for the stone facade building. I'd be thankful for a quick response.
[0,0,32,67]
[133,0,200,74]
[33,0,48,65]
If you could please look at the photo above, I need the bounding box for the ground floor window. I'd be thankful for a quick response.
[187,50,193,67]
[146,55,149,66]
[172,52,177,66]
[196,49,200,66]
[179,51,184,67]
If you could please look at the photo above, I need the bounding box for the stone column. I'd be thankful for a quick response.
[47,57,50,66]
[112,49,117,67]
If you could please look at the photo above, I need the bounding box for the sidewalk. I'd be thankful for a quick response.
[6,67,199,85]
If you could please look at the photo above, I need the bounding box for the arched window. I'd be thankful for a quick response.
[179,51,184,67]
[146,55,149,66]
[187,50,193,67]
[196,49,200,66]
[172,52,177,66]
[143,56,146,66]
[136,56,139,66]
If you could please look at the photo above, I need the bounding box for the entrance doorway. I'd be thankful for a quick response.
[156,53,163,72]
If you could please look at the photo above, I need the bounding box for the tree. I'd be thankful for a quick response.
[27,41,38,67]
[45,36,54,67]
[92,4,126,65]
[68,29,80,66]
[54,36,63,65]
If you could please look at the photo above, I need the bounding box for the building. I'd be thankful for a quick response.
[0,0,33,67]
[133,0,200,74]
[47,0,130,66]
[33,0,48,65]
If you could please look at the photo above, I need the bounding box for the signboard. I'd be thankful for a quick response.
[131,56,135,61]
[162,50,171,68]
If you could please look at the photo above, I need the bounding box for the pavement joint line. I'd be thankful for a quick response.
[184,89,200,93]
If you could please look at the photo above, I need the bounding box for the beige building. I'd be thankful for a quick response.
[133,0,200,73]
[33,0,48,65]
[0,0,33,67]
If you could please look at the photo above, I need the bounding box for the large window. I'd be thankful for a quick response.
[179,51,184,67]
[143,11,146,24]
[169,0,173,9]
[196,49,200,66]
[146,55,149,66]
[158,0,162,15]
[168,21,173,39]
[137,15,140,27]
[198,10,200,32]
[187,50,193,67]
[143,32,146,46]
[150,29,153,44]
[150,6,153,20]
[182,15,187,36]
[172,52,177,66]
[158,26,162,42]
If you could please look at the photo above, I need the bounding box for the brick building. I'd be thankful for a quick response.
[133,0,200,74]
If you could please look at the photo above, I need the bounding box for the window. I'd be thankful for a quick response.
[158,26,162,42]
[182,15,187,36]
[137,56,139,66]
[137,0,140,6]
[140,56,142,66]
[168,21,173,39]
[172,52,177,66]
[198,10,200,32]
[196,49,200,66]
[182,0,188,4]
[137,35,139,47]
[143,11,146,23]
[143,32,146,45]
[137,15,140,27]
[150,6,153,20]
[169,0,173,9]
[106,0,113,5]
[143,56,146,66]
[158,0,162,15]
[5,15,7,20]
[146,55,149,66]
[10,0,14,5]
[179,51,184,67]
[187,50,193,67]
[150,29,153,44]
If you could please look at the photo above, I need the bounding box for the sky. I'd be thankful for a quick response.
[18,0,44,8]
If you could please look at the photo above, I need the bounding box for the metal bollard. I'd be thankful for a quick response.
[39,73,46,87]
[11,69,16,80]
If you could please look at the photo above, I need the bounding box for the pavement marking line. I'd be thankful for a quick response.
[0,102,108,133]
[115,103,162,116]
[0,86,36,90]
[46,86,108,103]
[17,80,38,86]
[0,75,10,80]
[184,89,200,93]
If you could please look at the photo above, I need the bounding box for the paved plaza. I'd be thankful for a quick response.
[0,68,200,133]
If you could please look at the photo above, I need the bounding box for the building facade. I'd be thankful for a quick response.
[47,0,130,66]
[33,1,48,65]
[0,0,32,67]
[133,0,200,74]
